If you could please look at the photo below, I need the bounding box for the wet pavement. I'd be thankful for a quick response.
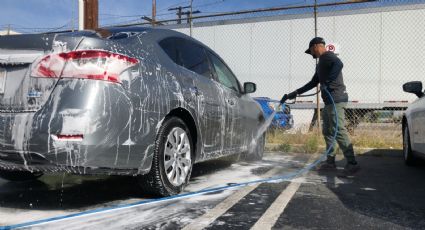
[0,150,424,229]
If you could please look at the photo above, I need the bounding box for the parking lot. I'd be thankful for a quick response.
[2,1,425,229]
[1,150,424,229]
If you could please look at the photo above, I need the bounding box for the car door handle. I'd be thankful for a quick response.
[227,99,235,106]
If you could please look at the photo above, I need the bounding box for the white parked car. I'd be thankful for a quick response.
[402,81,425,165]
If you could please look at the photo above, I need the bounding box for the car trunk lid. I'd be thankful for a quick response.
[0,33,82,112]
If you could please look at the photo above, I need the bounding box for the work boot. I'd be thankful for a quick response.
[338,162,360,177]
[317,156,336,171]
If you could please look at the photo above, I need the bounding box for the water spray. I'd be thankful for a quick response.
[249,102,285,151]
[252,87,338,162]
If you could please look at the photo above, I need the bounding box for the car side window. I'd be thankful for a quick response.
[159,37,212,79]
[177,39,212,79]
[159,37,179,64]
[208,52,240,93]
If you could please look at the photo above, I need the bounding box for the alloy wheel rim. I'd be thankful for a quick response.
[164,127,192,187]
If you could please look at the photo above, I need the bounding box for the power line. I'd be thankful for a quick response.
[100,14,144,18]
[100,18,144,27]
[100,11,175,20]
[115,0,377,27]
[45,21,73,33]
[157,0,191,12]
[2,21,74,33]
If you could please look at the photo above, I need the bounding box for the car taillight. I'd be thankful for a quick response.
[31,50,139,83]
[52,134,84,142]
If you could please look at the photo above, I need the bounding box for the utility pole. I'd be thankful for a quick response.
[182,10,200,23]
[83,0,98,30]
[7,24,10,35]
[169,3,200,30]
[152,0,156,26]
[169,6,190,24]
[177,7,183,24]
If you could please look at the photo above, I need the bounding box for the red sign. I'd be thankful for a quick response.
[327,44,335,52]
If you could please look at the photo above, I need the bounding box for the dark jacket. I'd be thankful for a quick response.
[296,51,348,105]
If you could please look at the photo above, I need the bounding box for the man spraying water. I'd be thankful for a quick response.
[280,37,359,176]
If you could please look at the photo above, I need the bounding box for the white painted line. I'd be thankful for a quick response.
[250,155,316,230]
[182,167,282,230]
[250,181,301,230]
[182,184,258,230]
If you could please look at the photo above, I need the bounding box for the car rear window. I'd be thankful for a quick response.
[108,32,138,40]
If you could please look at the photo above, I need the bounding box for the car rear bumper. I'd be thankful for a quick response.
[0,79,157,174]
[0,151,140,175]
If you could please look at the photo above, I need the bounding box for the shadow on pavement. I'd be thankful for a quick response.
[0,175,144,210]
[191,159,237,178]
[0,159,239,210]
[321,149,425,229]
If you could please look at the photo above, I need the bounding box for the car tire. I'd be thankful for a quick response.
[140,117,194,197]
[244,133,265,161]
[0,170,43,181]
[403,124,416,166]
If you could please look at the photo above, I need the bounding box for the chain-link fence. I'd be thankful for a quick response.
[130,0,425,150]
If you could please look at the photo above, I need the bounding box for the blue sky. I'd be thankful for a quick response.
[0,0,421,33]
[0,0,348,33]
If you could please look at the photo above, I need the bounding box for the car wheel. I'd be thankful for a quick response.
[403,124,416,166]
[245,133,265,161]
[140,117,193,197]
[0,170,43,181]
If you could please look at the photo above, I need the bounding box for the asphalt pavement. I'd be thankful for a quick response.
[275,150,425,230]
[0,150,424,229]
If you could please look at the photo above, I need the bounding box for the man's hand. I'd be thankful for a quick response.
[280,91,297,104]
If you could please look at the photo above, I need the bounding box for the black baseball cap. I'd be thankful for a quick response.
[305,37,326,54]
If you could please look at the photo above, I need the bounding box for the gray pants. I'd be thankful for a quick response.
[322,103,356,163]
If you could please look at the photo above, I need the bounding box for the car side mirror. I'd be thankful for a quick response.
[403,81,424,98]
[244,82,256,94]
